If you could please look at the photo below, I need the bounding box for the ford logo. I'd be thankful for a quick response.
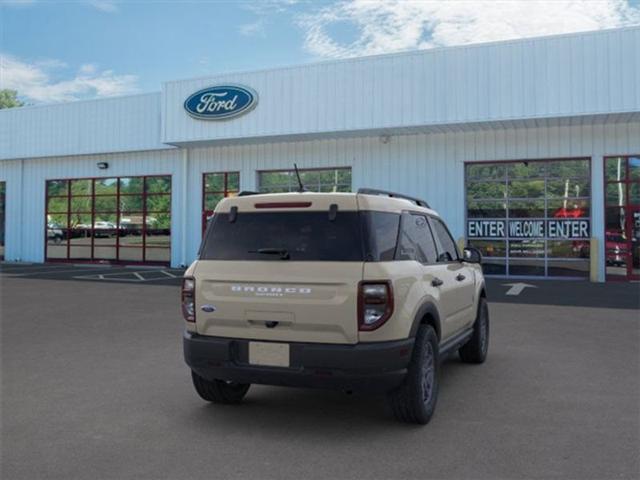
[184,85,258,120]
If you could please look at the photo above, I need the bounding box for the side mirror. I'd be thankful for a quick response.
[462,247,482,264]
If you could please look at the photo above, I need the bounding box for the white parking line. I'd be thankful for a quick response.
[1,267,116,277]
[72,269,182,282]
[73,273,140,282]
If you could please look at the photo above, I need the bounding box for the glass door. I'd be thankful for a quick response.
[0,182,5,260]
[631,207,640,280]
[604,156,640,281]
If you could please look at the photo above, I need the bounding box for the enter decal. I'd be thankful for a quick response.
[467,219,590,239]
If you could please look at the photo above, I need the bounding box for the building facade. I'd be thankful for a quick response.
[1,27,639,281]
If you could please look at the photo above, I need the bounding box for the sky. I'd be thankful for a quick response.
[1,0,640,105]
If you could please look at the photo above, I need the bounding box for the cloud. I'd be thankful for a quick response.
[78,63,98,75]
[239,19,266,37]
[0,0,36,6]
[86,0,119,12]
[0,0,120,10]
[243,0,299,15]
[0,53,138,103]
[299,0,640,58]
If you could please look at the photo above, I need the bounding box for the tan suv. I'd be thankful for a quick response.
[182,188,488,424]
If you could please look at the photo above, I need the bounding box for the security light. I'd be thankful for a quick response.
[97,162,109,170]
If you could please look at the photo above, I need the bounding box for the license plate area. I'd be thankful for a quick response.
[248,341,290,367]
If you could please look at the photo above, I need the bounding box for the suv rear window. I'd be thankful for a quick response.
[200,211,364,261]
[200,210,402,262]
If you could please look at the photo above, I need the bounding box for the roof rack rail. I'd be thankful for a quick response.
[357,188,430,208]
[237,190,260,197]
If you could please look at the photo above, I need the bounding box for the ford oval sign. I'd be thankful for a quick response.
[184,85,258,120]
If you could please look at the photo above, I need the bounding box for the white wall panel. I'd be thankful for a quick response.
[0,149,185,266]
[0,93,170,161]
[0,160,23,261]
[164,27,640,145]
[1,121,638,279]
[183,121,640,280]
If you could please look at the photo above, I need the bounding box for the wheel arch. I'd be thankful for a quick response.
[409,302,442,341]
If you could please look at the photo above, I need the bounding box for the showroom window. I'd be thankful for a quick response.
[257,167,351,193]
[0,181,5,260]
[604,155,640,281]
[465,159,591,277]
[46,175,171,264]
[202,172,239,232]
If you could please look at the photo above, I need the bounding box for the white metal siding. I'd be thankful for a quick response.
[0,160,23,261]
[0,149,186,266]
[1,123,638,280]
[184,121,640,280]
[0,93,170,161]
[163,28,640,145]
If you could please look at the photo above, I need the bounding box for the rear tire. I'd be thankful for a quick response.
[191,371,250,404]
[388,325,439,425]
[459,297,489,364]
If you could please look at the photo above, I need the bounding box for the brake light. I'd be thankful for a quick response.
[182,277,196,322]
[254,202,312,209]
[358,281,394,331]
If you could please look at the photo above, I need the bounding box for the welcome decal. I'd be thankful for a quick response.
[467,219,590,239]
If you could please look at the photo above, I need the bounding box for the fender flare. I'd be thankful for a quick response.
[409,302,442,340]
[478,281,487,299]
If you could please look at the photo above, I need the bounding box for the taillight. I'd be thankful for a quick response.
[182,277,196,322]
[358,281,394,331]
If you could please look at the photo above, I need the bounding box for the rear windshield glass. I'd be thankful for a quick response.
[200,211,364,261]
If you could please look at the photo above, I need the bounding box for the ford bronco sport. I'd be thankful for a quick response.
[182,188,488,424]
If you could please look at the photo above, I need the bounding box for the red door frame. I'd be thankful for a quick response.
[0,181,5,260]
[604,155,640,281]
[201,171,240,234]
[627,206,640,280]
[44,175,171,266]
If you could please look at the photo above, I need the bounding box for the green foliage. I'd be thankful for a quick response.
[0,90,24,109]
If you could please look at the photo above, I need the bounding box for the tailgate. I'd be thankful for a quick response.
[193,261,363,344]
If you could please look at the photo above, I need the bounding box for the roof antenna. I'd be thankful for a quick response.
[293,163,306,193]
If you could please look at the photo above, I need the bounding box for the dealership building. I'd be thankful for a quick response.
[1,27,639,281]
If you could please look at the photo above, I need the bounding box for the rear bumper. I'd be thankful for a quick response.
[183,331,413,392]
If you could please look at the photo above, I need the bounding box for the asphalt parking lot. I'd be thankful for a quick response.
[0,262,184,286]
[1,263,639,479]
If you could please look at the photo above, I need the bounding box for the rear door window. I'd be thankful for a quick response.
[396,213,437,263]
[200,211,363,261]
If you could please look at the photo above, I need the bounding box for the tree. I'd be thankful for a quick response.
[0,89,24,109]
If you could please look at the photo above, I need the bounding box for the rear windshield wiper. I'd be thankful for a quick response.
[248,248,290,260]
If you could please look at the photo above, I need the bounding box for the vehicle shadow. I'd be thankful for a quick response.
[179,356,472,437]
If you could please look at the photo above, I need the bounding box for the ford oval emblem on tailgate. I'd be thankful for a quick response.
[201,305,216,313]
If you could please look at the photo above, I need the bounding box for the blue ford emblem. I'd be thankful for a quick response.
[201,305,216,313]
[184,85,258,120]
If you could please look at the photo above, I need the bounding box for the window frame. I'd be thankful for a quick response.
[0,181,5,260]
[256,166,352,193]
[603,154,640,281]
[201,171,240,233]
[464,157,592,278]
[44,175,171,265]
